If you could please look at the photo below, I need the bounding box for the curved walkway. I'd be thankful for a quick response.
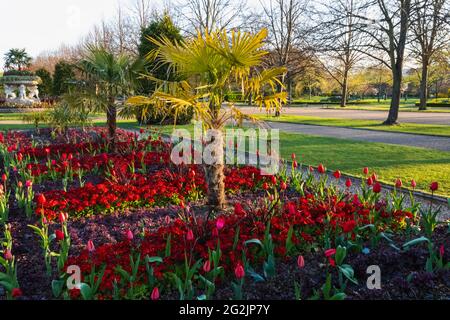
[238,106,450,125]
[265,121,450,152]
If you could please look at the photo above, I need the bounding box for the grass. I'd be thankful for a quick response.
[277,131,449,197]
[254,115,450,137]
[1,120,448,197]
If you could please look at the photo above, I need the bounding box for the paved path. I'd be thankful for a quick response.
[264,121,450,152]
[238,106,450,125]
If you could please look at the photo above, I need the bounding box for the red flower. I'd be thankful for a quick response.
[291,153,296,160]
[126,230,134,241]
[293,160,298,169]
[55,230,64,241]
[270,176,277,185]
[373,182,382,193]
[4,249,13,261]
[333,170,341,179]
[216,217,225,230]
[262,182,269,190]
[1,174,6,182]
[203,260,211,273]
[411,179,417,189]
[280,181,287,190]
[87,240,95,253]
[151,287,160,300]
[328,257,336,267]
[345,178,352,188]
[371,173,378,182]
[186,229,194,241]
[430,182,438,192]
[234,203,245,216]
[36,194,46,205]
[439,245,445,257]
[297,255,305,268]
[366,177,373,186]
[395,178,402,188]
[324,249,336,257]
[12,288,22,298]
[58,212,66,223]
[363,167,369,175]
[234,264,245,279]
[342,220,356,233]
[317,164,326,174]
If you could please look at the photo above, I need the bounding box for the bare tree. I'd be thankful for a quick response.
[312,0,367,107]
[259,0,312,104]
[411,0,449,110]
[174,0,247,35]
[357,0,412,124]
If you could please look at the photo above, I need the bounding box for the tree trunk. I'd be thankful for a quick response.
[419,60,428,110]
[106,101,117,149]
[248,93,253,106]
[340,70,348,108]
[203,129,226,209]
[384,68,401,125]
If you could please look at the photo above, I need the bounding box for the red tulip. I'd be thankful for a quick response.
[371,173,378,182]
[280,181,287,190]
[234,203,245,216]
[140,128,145,134]
[1,173,6,182]
[87,240,95,253]
[262,182,269,190]
[411,179,417,189]
[216,217,225,230]
[11,288,22,298]
[297,255,305,269]
[430,181,438,192]
[4,249,13,261]
[333,170,341,179]
[234,264,245,279]
[270,175,277,185]
[324,249,336,257]
[373,182,382,193]
[395,178,402,188]
[439,245,445,257]
[345,178,352,188]
[45,148,50,154]
[317,164,326,174]
[55,230,64,241]
[366,177,373,186]
[126,230,134,241]
[58,212,66,224]
[363,167,369,175]
[164,215,171,225]
[291,153,296,160]
[293,160,298,169]
[25,180,32,188]
[151,287,160,300]
[186,229,194,241]
[203,260,211,273]
[37,194,46,205]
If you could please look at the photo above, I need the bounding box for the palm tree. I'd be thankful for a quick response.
[4,48,32,71]
[72,46,144,147]
[127,29,286,209]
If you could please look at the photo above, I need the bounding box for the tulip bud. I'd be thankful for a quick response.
[345,178,352,188]
[87,240,95,253]
[126,230,134,241]
[151,287,160,300]
[203,260,211,273]
[216,217,225,230]
[234,264,245,279]
[395,178,402,188]
[297,255,305,269]
[186,229,194,241]
[363,167,369,175]
[411,179,417,189]
[4,249,13,261]
[55,230,64,241]
[430,181,438,192]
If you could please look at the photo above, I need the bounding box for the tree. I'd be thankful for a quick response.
[259,0,311,106]
[52,61,75,96]
[138,13,183,93]
[312,0,367,107]
[35,69,53,97]
[3,48,32,71]
[358,0,412,124]
[174,0,246,35]
[73,46,144,147]
[127,29,286,208]
[411,0,449,110]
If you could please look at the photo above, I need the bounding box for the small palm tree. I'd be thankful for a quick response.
[71,46,144,147]
[127,29,286,209]
[4,48,32,71]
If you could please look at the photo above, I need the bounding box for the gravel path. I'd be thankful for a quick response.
[264,121,450,152]
[238,106,450,125]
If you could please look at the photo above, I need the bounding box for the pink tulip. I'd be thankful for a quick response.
[151,287,160,300]
[216,217,225,230]
[203,260,211,273]
[186,229,194,241]
[126,230,134,241]
[297,255,305,269]
[234,264,245,279]
[87,240,95,253]
[411,179,417,189]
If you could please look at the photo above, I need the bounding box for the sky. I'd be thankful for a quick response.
[0,0,260,70]
[0,0,153,69]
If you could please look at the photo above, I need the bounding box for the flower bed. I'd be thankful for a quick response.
[0,128,448,300]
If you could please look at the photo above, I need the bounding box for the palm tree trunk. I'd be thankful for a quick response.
[106,101,117,150]
[203,128,226,209]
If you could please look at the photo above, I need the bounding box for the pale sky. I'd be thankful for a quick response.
[0,0,260,70]
[0,0,158,69]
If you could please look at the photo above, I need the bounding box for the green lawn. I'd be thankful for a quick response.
[254,115,450,137]
[1,120,448,197]
[277,131,449,197]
